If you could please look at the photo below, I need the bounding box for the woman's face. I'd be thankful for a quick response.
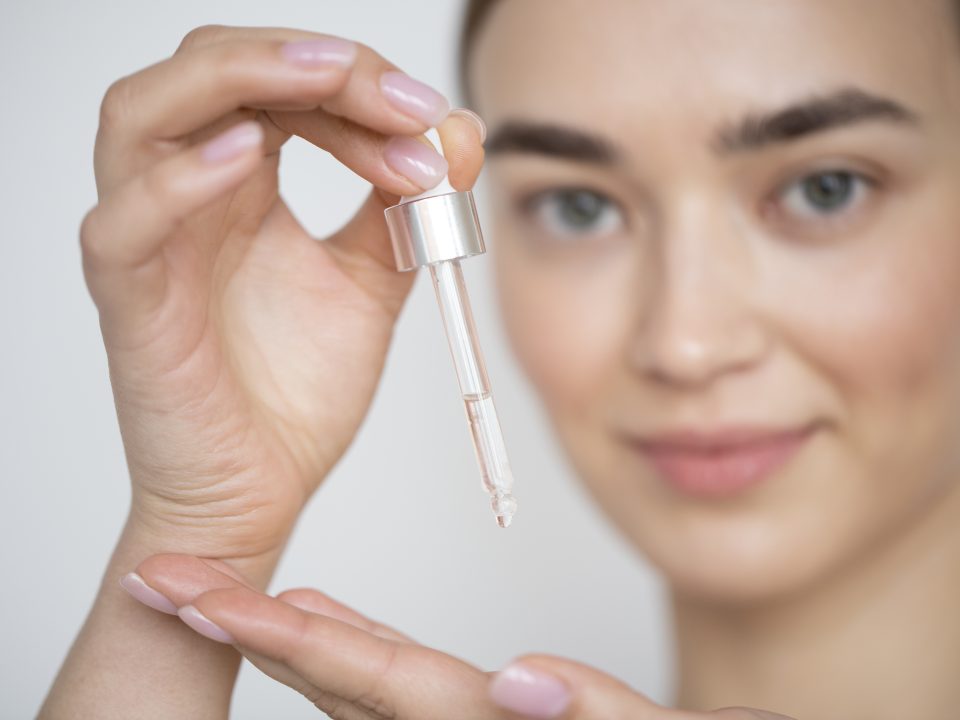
[470,0,960,602]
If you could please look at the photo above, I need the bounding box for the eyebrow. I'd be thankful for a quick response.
[483,88,920,165]
[715,88,920,152]
[484,120,622,165]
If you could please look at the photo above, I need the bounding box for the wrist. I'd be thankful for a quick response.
[40,509,257,719]
[119,508,286,591]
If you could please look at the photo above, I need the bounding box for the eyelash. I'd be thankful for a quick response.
[518,187,627,239]
[516,167,880,243]
[769,168,879,232]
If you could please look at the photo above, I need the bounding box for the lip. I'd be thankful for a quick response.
[628,424,818,498]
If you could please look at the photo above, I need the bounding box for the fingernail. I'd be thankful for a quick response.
[119,572,178,615]
[201,121,263,164]
[380,70,450,127]
[489,662,572,719]
[383,135,449,190]
[178,605,235,644]
[281,37,357,68]
[449,107,487,144]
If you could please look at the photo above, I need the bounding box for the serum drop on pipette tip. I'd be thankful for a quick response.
[493,491,518,528]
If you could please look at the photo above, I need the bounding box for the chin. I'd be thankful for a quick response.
[607,500,843,605]
[639,512,846,605]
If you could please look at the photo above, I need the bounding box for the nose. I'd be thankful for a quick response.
[629,198,771,389]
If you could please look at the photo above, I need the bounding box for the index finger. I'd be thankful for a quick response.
[101,26,449,147]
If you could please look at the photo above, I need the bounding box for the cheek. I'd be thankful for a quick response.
[775,192,960,487]
[493,235,638,414]
[755,188,960,595]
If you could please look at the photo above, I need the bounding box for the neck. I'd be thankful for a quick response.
[672,484,960,720]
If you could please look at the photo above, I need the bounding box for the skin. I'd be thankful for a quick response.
[41,0,960,718]
[470,0,960,716]
[120,552,788,720]
[40,24,487,719]
[42,17,782,720]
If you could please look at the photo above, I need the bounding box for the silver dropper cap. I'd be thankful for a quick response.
[383,130,486,271]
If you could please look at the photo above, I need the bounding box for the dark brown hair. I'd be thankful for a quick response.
[457,0,500,108]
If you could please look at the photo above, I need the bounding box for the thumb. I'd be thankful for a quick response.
[322,185,415,317]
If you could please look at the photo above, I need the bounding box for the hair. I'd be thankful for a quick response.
[456,0,960,107]
[457,0,500,108]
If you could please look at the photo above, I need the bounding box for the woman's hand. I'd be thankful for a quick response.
[129,554,795,720]
[40,27,485,720]
[80,24,485,582]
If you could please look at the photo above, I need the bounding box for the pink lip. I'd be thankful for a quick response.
[630,425,817,498]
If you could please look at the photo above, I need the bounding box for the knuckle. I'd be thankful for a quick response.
[99,77,133,130]
[275,588,299,603]
[277,588,324,605]
[353,642,400,718]
[177,24,228,53]
[78,206,103,258]
[139,162,179,207]
[208,41,259,90]
[276,603,317,666]
[214,41,251,73]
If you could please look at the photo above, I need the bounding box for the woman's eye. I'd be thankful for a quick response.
[778,170,872,220]
[524,188,625,238]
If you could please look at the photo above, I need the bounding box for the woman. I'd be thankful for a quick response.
[40,0,960,718]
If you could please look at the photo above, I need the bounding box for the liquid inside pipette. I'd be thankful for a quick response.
[463,391,517,527]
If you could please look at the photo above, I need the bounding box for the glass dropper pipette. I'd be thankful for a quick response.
[383,129,518,528]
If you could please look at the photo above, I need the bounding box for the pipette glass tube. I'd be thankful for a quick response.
[430,259,517,527]
[383,129,517,528]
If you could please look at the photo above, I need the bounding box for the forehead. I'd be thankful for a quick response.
[469,0,958,134]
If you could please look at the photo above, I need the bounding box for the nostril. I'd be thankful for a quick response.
[628,311,769,389]
[645,337,725,388]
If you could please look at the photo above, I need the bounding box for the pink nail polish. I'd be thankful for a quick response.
[383,135,449,190]
[379,71,450,127]
[119,572,178,615]
[489,663,572,719]
[281,37,357,68]
[449,107,487,143]
[200,121,263,164]
[178,605,235,644]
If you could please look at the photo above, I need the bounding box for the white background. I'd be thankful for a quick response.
[0,2,670,717]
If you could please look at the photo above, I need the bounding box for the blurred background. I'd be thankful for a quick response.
[0,1,669,717]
